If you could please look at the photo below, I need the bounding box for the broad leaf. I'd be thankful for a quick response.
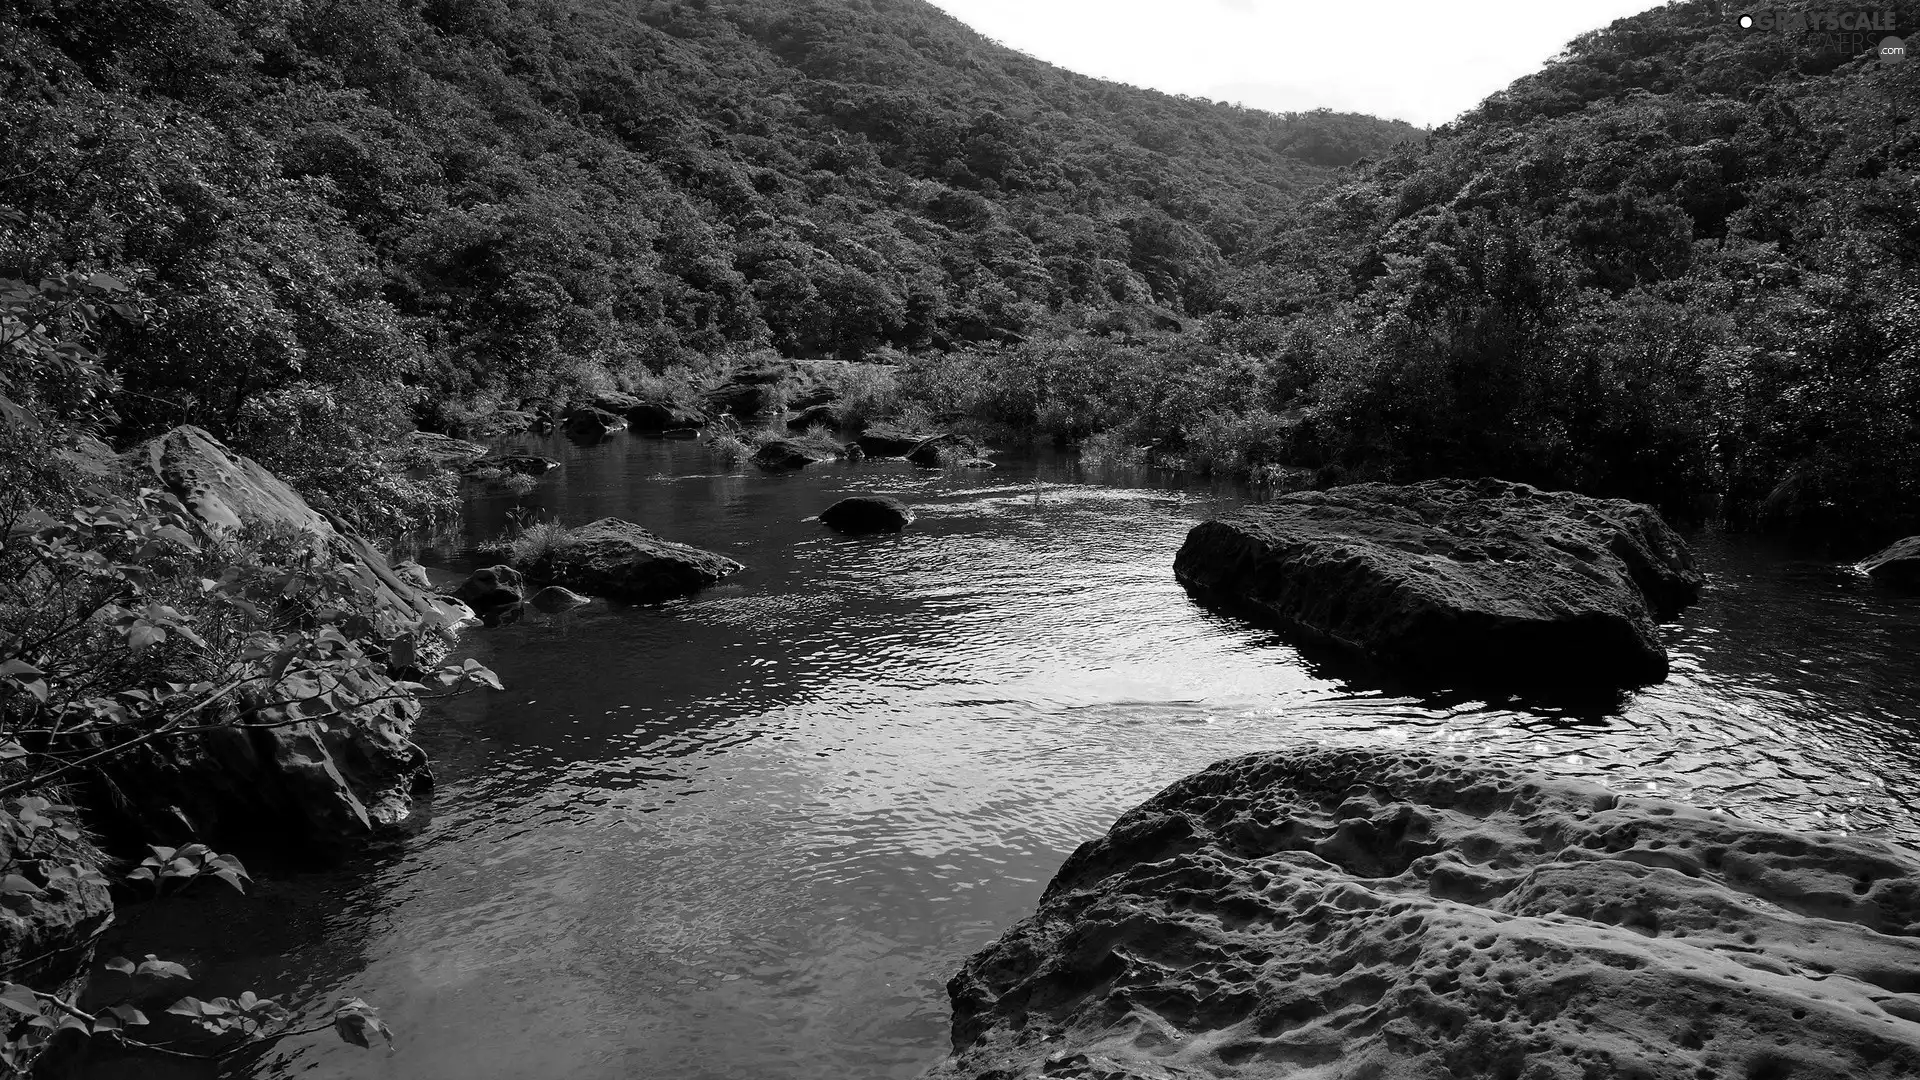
[0,984,40,1016]
[332,998,393,1050]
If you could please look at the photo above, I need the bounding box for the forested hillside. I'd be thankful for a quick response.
[0,0,1410,472]
[1255,0,1920,539]
[916,0,1917,542]
[6,0,1918,546]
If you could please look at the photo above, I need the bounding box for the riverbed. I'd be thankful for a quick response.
[101,433,1920,1080]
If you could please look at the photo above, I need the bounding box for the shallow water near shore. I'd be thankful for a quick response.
[100,434,1920,1080]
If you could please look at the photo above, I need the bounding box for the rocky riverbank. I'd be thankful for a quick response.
[933,746,1920,1080]
[1,427,479,1002]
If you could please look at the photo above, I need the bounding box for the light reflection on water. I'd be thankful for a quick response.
[102,435,1920,1080]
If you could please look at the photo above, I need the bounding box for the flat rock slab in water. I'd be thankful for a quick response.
[855,427,931,457]
[820,496,913,534]
[521,517,742,603]
[935,747,1920,1080]
[1173,478,1701,687]
[754,438,835,470]
[1862,535,1920,587]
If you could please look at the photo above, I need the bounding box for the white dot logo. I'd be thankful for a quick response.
[1739,13,1755,29]
[1882,36,1908,63]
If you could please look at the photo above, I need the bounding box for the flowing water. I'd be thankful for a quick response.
[98,434,1920,1080]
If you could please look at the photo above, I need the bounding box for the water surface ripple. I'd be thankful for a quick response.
[106,436,1920,1080]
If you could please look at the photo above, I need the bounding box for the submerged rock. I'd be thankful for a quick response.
[820,496,913,534]
[528,585,592,613]
[935,747,1920,1080]
[519,517,742,604]
[1173,478,1702,688]
[1861,536,1920,587]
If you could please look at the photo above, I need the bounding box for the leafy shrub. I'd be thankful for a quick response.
[232,381,456,541]
[704,431,752,466]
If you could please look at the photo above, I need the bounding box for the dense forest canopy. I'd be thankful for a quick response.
[0,0,1412,431]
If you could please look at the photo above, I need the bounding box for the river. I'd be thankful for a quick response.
[95,432,1920,1080]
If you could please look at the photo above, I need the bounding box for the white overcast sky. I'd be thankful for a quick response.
[923,0,1673,127]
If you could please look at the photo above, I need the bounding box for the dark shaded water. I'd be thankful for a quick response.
[103,435,1920,1080]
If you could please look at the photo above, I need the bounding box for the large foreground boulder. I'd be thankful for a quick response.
[820,496,913,534]
[936,747,1920,1080]
[1174,478,1702,688]
[1861,536,1920,587]
[518,518,742,603]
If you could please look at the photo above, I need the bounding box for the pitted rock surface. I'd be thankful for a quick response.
[933,747,1920,1080]
[1173,478,1702,687]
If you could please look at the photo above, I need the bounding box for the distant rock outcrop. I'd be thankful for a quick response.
[516,517,742,604]
[463,453,559,477]
[1861,536,1920,587]
[786,403,844,432]
[935,747,1920,1080]
[627,400,708,435]
[1174,478,1702,688]
[562,406,627,440]
[820,496,913,534]
[855,427,929,457]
